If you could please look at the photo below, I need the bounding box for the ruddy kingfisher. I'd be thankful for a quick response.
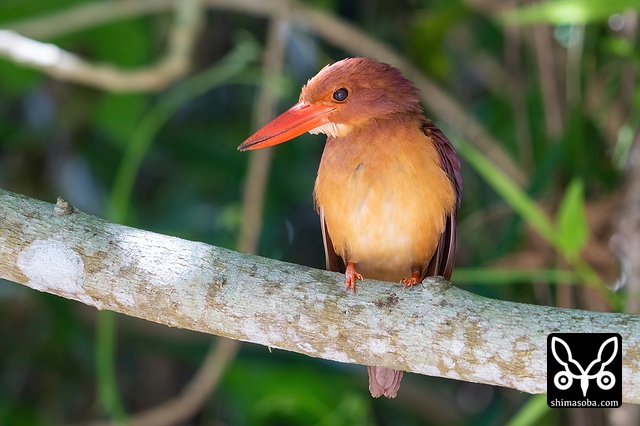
[238,57,462,398]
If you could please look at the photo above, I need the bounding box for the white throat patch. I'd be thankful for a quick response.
[308,122,350,138]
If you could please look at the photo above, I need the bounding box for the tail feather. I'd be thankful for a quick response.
[367,366,403,398]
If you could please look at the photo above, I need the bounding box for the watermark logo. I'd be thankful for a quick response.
[547,333,622,408]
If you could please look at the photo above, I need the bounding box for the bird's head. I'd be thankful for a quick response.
[238,57,422,151]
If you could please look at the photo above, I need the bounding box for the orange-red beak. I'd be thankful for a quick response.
[238,102,337,151]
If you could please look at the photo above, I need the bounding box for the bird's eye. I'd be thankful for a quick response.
[332,88,349,102]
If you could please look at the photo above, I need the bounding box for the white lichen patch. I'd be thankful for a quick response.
[368,338,390,355]
[326,325,339,338]
[297,342,318,354]
[414,363,441,377]
[17,239,96,307]
[321,349,353,364]
[116,227,210,321]
[240,319,261,337]
[449,339,465,356]
[303,285,328,305]
[241,319,274,347]
[473,347,489,363]
[298,314,316,332]
[441,356,455,369]
[117,228,182,280]
[478,326,523,364]
[471,361,502,384]
[262,323,284,343]
[496,348,513,363]
[518,377,541,393]
[622,366,634,386]
[446,370,461,380]
[112,287,135,307]
[342,319,357,329]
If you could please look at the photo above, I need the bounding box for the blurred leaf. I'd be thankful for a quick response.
[224,360,373,426]
[604,37,636,58]
[455,139,557,244]
[555,179,588,260]
[505,394,549,426]
[409,4,467,80]
[498,0,640,25]
[217,202,243,234]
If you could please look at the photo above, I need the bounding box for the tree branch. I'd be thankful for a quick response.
[0,0,202,92]
[1,188,639,403]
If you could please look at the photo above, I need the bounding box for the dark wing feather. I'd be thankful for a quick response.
[422,121,462,281]
[320,207,346,273]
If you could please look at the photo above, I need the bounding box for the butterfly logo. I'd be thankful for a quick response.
[551,336,618,397]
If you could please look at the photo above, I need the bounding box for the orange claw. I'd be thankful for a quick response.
[401,270,422,288]
[345,262,363,294]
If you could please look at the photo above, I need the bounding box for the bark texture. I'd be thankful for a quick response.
[1,188,639,403]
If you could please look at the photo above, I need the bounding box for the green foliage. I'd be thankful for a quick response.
[409,4,468,80]
[499,0,640,25]
[455,140,557,244]
[555,179,588,261]
[504,395,549,426]
[224,360,373,426]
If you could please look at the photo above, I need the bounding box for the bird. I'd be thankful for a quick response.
[238,57,461,398]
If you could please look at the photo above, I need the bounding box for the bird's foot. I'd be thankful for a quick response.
[401,270,422,288]
[345,262,363,295]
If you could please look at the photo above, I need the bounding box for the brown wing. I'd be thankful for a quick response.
[422,121,462,281]
[320,206,346,273]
